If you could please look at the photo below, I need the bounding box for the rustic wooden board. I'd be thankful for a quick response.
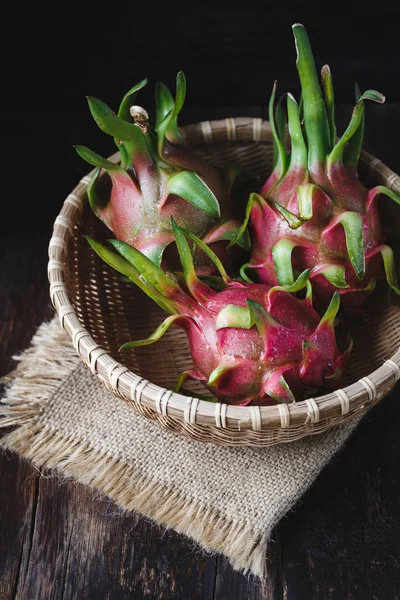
[1,106,400,598]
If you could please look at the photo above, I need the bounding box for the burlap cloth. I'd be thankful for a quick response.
[0,317,359,579]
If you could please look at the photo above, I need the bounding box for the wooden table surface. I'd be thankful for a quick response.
[1,105,400,599]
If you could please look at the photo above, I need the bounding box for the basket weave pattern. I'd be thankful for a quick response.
[48,118,400,446]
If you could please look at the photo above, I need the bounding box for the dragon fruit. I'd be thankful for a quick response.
[234,24,400,312]
[76,72,248,267]
[85,222,351,405]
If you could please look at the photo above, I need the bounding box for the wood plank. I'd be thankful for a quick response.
[0,230,55,599]
[0,231,55,378]
[213,532,281,600]
[0,451,39,600]
[14,474,217,600]
[281,395,400,599]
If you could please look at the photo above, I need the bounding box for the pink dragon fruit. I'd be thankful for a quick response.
[76,72,248,267]
[234,24,400,312]
[86,222,351,405]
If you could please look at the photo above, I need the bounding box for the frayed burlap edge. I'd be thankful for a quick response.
[0,318,268,578]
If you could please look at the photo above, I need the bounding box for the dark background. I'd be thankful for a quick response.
[4,4,400,233]
[2,6,400,598]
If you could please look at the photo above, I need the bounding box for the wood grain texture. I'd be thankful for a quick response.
[281,397,400,600]
[11,474,217,600]
[0,452,39,600]
[0,232,55,378]
[213,536,281,600]
[1,105,400,599]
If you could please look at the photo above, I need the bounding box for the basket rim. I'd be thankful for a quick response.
[48,116,400,434]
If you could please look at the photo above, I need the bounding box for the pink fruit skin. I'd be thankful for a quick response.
[172,281,348,405]
[96,163,215,260]
[249,164,392,312]
[93,153,246,270]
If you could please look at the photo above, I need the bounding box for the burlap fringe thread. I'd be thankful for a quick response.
[0,319,268,578]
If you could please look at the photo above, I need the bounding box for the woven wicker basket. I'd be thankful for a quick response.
[48,117,400,447]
